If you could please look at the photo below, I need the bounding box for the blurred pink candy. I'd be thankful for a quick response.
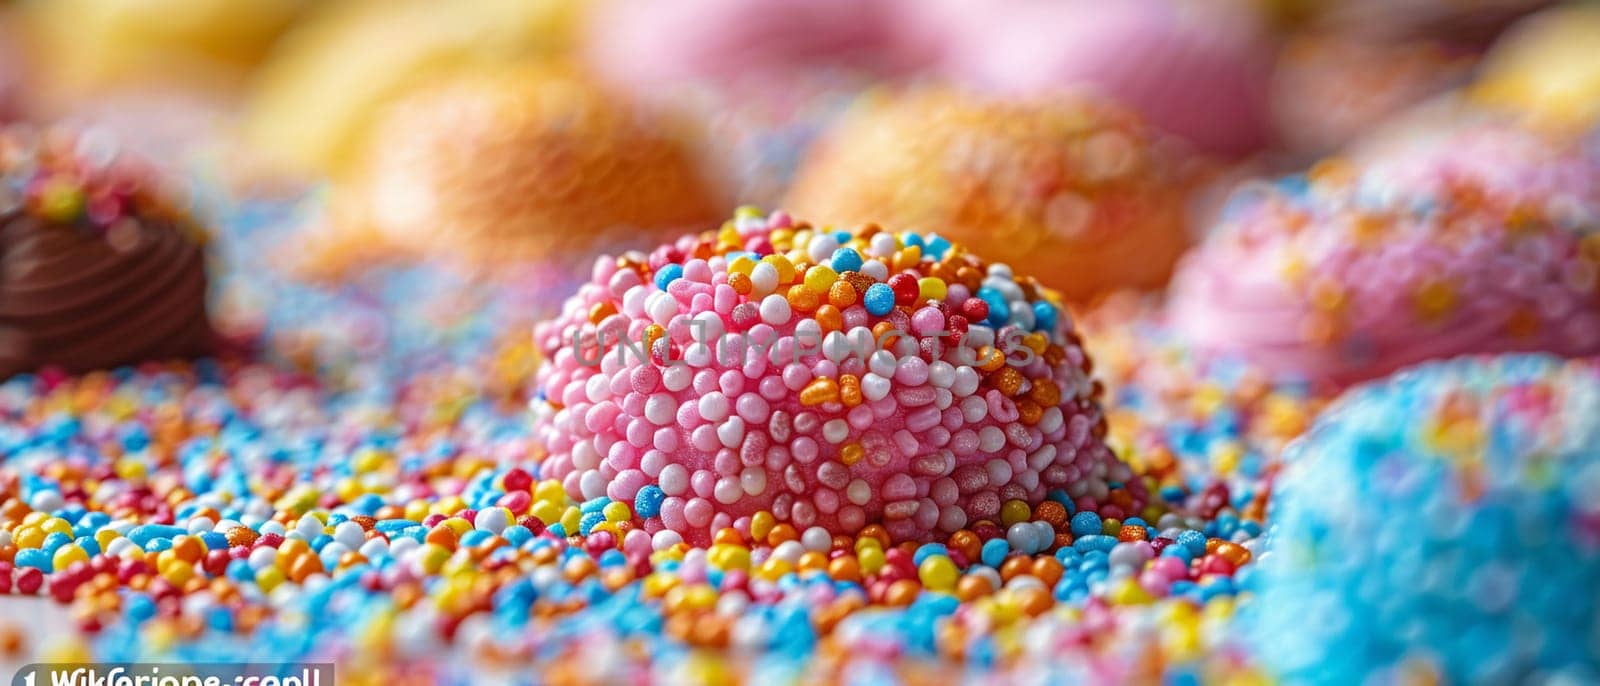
[928,0,1276,159]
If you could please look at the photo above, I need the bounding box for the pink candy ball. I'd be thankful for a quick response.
[1171,119,1600,387]
[582,0,924,93]
[927,0,1276,159]
[530,212,1141,545]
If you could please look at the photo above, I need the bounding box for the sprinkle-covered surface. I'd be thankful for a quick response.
[1242,354,1600,683]
[1170,120,1600,387]
[0,202,1287,683]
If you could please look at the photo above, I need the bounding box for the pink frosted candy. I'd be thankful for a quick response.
[1171,119,1600,387]
[530,212,1141,544]
[925,0,1275,158]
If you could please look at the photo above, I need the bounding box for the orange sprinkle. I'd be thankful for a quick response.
[828,280,857,308]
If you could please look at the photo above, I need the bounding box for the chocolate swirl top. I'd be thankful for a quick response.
[0,127,213,378]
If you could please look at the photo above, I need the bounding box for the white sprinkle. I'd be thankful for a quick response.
[1009,301,1036,330]
[663,365,692,392]
[759,294,792,325]
[860,260,889,281]
[952,366,982,397]
[801,526,832,552]
[647,292,679,324]
[659,464,689,495]
[822,419,850,444]
[978,426,1006,453]
[714,477,743,504]
[868,350,898,377]
[807,234,839,263]
[698,392,730,422]
[717,417,746,448]
[846,479,872,506]
[475,508,509,534]
[868,232,898,257]
[861,373,892,401]
[741,467,768,496]
[750,262,780,295]
[645,394,678,426]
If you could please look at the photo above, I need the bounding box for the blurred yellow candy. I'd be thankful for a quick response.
[1107,578,1155,605]
[1473,5,1600,132]
[40,517,73,536]
[53,544,89,571]
[256,566,285,592]
[300,63,720,279]
[23,0,313,97]
[15,526,45,549]
[243,0,581,176]
[530,501,563,525]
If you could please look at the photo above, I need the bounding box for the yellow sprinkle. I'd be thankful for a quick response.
[729,255,757,276]
[763,254,797,284]
[750,511,776,542]
[803,265,839,293]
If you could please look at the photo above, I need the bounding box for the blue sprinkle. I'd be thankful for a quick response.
[1177,529,1208,557]
[635,485,666,519]
[125,594,157,622]
[653,264,684,290]
[15,547,51,572]
[980,539,1010,568]
[912,544,947,567]
[40,532,71,554]
[977,287,1009,326]
[1069,511,1102,537]
[578,511,607,536]
[128,524,186,546]
[1072,535,1118,554]
[375,519,415,534]
[502,525,533,548]
[74,536,100,558]
[864,283,895,316]
[830,248,864,273]
[1032,301,1057,332]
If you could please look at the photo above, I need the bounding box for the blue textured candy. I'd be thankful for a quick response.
[980,538,1010,568]
[1176,529,1207,557]
[634,485,666,519]
[1032,301,1057,332]
[127,524,186,547]
[653,263,684,290]
[912,544,947,567]
[1069,511,1102,537]
[977,287,1009,326]
[863,283,895,316]
[1243,355,1600,684]
[15,548,51,571]
[829,248,864,274]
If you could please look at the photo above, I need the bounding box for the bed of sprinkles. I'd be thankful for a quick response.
[0,202,1287,683]
[530,208,1145,547]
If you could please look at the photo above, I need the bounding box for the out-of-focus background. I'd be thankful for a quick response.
[2,0,1600,683]
[5,0,1594,307]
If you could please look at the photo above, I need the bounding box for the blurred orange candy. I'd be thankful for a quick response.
[787,88,1202,303]
[301,64,722,278]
